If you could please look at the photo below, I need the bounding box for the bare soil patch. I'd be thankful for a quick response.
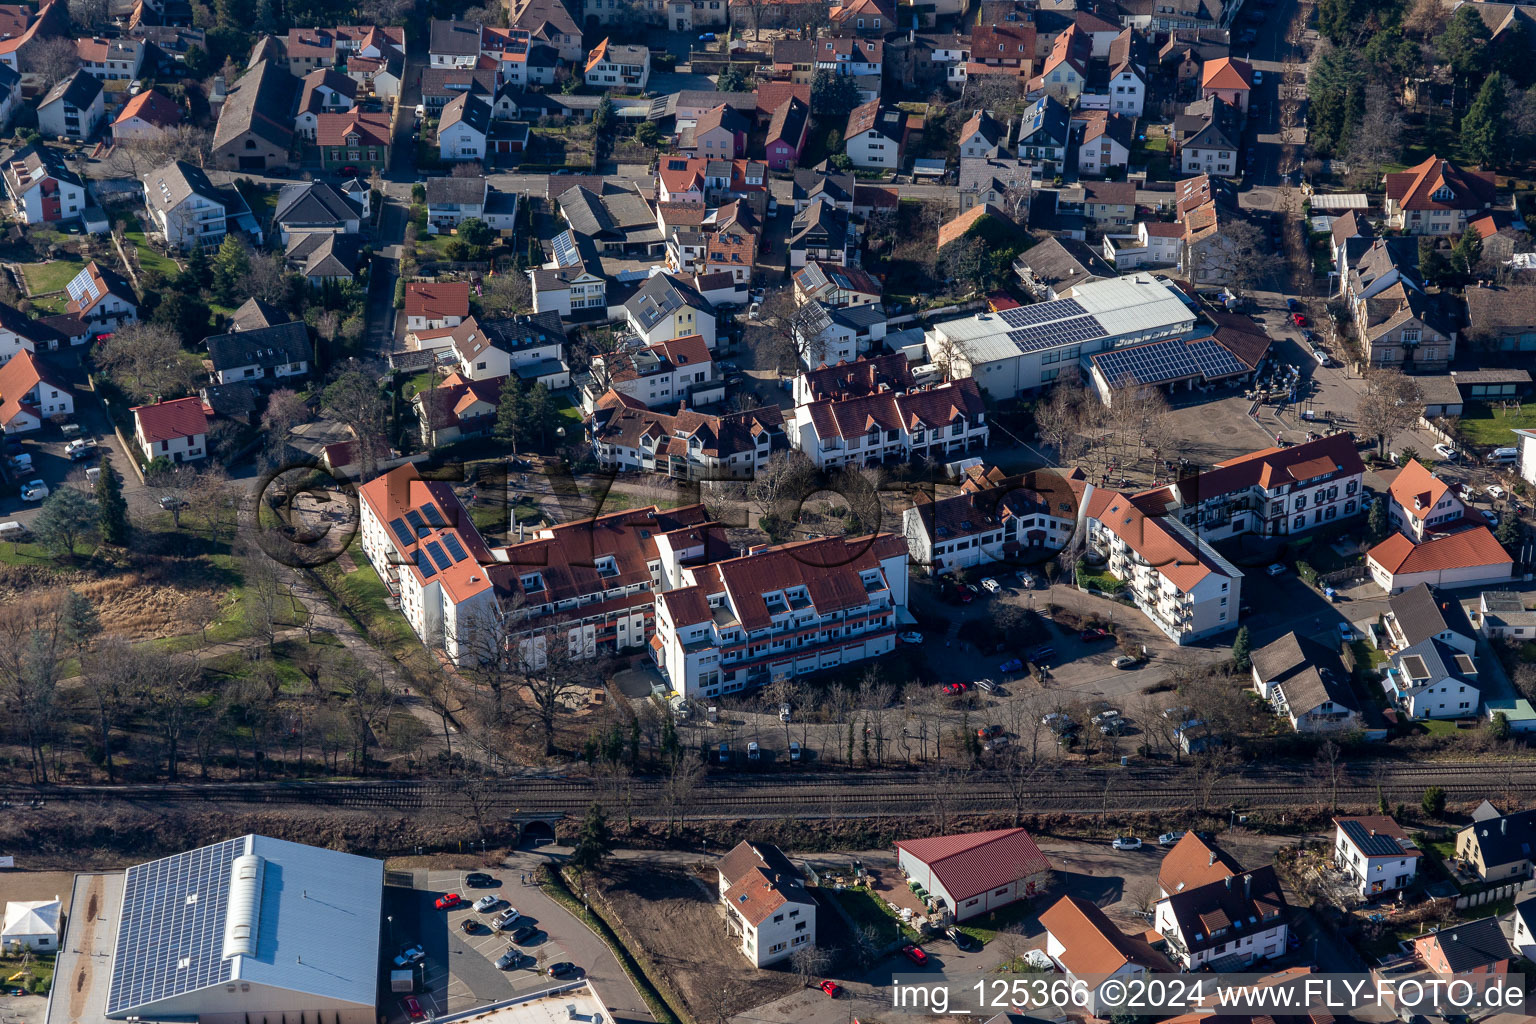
[0,870,78,913]
[594,860,805,1019]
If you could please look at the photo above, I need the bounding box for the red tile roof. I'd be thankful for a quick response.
[357,463,507,605]
[315,109,390,148]
[937,203,1006,249]
[0,349,66,428]
[1384,156,1496,213]
[405,281,471,321]
[1388,459,1450,522]
[1201,55,1252,90]
[897,828,1051,902]
[113,87,181,129]
[804,379,985,443]
[1039,895,1173,975]
[1157,832,1242,895]
[1368,526,1513,575]
[132,396,208,442]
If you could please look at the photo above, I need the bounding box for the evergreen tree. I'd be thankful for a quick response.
[1231,625,1252,671]
[1422,785,1446,816]
[211,236,250,305]
[525,383,555,448]
[95,457,130,546]
[180,245,213,291]
[495,375,527,448]
[570,803,612,871]
[1496,514,1520,550]
[33,487,98,559]
[1450,224,1485,276]
[152,291,212,346]
[1461,72,1509,168]
[60,589,101,652]
[1440,6,1492,85]
[1367,498,1388,541]
[1417,236,1451,285]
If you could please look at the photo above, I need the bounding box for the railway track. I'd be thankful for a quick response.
[13,759,1536,818]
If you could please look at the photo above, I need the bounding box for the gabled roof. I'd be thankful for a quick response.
[1159,866,1287,954]
[0,349,68,428]
[625,272,713,330]
[1460,809,1536,869]
[895,828,1052,902]
[1415,917,1512,971]
[1018,94,1070,147]
[214,59,297,151]
[405,281,471,321]
[315,109,390,148]
[286,231,361,280]
[440,90,492,137]
[274,181,362,228]
[960,108,1006,148]
[40,69,101,112]
[1249,631,1358,719]
[1014,236,1117,293]
[766,96,810,149]
[1040,896,1172,976]
[938,203,1007,249]
[1158,832,1242,895]
[1368,526,1513,576]
[1388,582,1476,646]
[804,378,985,443]
[132,396,209,441]
[717,841,815,927]
[298,67,357,114]
[1334,816,1420,860]
[113,86,180,129]
[231,296,285,332]
[1385,156,1496,213]
[205,321,309,372]
[1387,458,1451,522]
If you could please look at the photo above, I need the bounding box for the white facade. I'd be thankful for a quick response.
[10,172,87,226]
[135,422,205,463]
[896,847,1036,923]
[846,128,898,169]
[793,388,990,468]
[1333,821,1419,898]
[1154,897,1287,970]
[438,119,486,161]
[530,268,606,318]
[146,187,226,249]
[1,898,59,950]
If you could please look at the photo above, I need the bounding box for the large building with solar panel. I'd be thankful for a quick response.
[925,274,1198,400]
[45,835,383,1024]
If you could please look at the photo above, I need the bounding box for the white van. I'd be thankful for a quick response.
[1488,447,1519,464]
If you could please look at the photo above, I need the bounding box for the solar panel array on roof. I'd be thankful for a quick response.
[66,273,100,306]
[389,517,414,548]
[421,503,446,528]
[1007,314,1106,353]
[107,836,245,1014]
[426,540,451,571]
[998,297,1085,328]
[417,549,436,578]
[552,230,580,268]
[405,508,427,532]
[1093,336,1247,388]
[443,534,468,562]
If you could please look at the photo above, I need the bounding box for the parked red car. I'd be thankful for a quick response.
[820,980,843,998]
[1079,628,1112,642]
[902,944,929,966]
[1291,312,1308,327]
[942,682,968,696]
[404,997,427,1022]
[435,893,463,910]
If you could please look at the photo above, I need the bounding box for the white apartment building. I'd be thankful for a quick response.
[652,534,909,699]
[1154,868,1288,970]
[1333,816,1421,899]
[142,160,233,249]
[580,334,717,412]
[717,841,816,967]
[903,466,1083,575]
[588,399,784,481]
[1084,488,1244,644]
[792,379,989,468]
[1142,433,1366,541]
[415,313,571,389]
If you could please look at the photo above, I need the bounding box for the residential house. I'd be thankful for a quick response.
[0,349,72,434]
[1103,220,1184,270]
[1083,487,1244,644]
[1329,210,1375,291]
[1094,28,1147,116]
[1345,237,1421,307]
[792,262,882,308]
[625,273,718,347]
[788,199,852,268]
[653,532,910,695]
[584,39,650,91]
[589,396,783,480]
[1382,635,1481,719]
[1368,527,1514,594]
[792,301,888,367]
[904,32,971,86]
[902,466,1079,574]
[792,352,913,407]
[844,100,907,170]
[1017,95,1070,176]
[1354,281,1458,371]
[36,71,104,140]
[1333,816,1420,899]
[1455,808,1536,882]
[958,110,1008,160]
[1180,191,1246,285]
[415,370,502,447]
[1384,156,1497,235]
[211,60,297,172]
[131,396,208,463]
[74,36,143,87]
[793,378,989,468]
[1412,919,1513,981]
[1516,898,1536,960]
[1154,868,1288,970]
[529,250,607,319]
[792,159,855,213]
[433,313,569,387]
[1175,96,1240,177]
[1464,283,1536,353]
[277,25,405,75]
[0,304,66,360]
[680,104,748,159]
[1158,832,1242,898]
[438,91,492,162]
[1013,237,1116,300]
[716,842,817,967]
[142,159,246,249]
[293,68,356,140]
[560,183,664,257]
[1385,460,1466,543]
[957,156,1032,214]
[405,282,471,333]
[895,829,1052,923]
[1250,632,1361,734]
[774,37,883,100]
[110,87,180,142]
[1382,584,1477,655]
[285,232,362,288]
[508,0,583,64]
[763,97,810,171]
[1476,591,1536,640]
[345,53,404,98]
[419,67,498,115]
[315,110,391,172]
[424,175,488,234]
[273,181,362,245]
[1041,896,1173,1017]
[206,321,310,385]
[1079,180,1135,229]
[1028,23,1090,102]
[0,146,85,226]
[428,18,482,67]
[1200,56,1252,114]
[64,261,137,329]
[830,0,892,35]
[1077,110,1132,177]
[581,334,717,411]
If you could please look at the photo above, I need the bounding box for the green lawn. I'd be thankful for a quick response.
[1455,401,1536,447]
[557,397,584,428]
[122,216,180,279]
[0,951,52,994]
[956,899,1041,944]
[0,537,98,565]
[823,886,920,945]
[18,257,83,296]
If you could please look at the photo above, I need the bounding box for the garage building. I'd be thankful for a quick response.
[895,828,1052,923]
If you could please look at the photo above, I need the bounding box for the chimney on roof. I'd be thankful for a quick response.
[1243,873,1251,898]
[1208,850,1216,866]
[1224,875,1232,890]
[1503,818,1508,835]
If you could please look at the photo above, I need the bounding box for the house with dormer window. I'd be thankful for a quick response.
[716,842,817,967]
[1384,156,1497,235]
[1153,867,1288,970]
[792,378,989,468]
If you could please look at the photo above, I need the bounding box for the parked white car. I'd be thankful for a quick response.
[1487,484,1507,500]
[899,631,924,644]
[980,577,1001,593]
[21,479,48,502]
[1112,837,1143,851]
[1433,443,1458,460]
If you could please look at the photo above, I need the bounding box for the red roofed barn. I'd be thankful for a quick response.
[896,828,1052,921]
